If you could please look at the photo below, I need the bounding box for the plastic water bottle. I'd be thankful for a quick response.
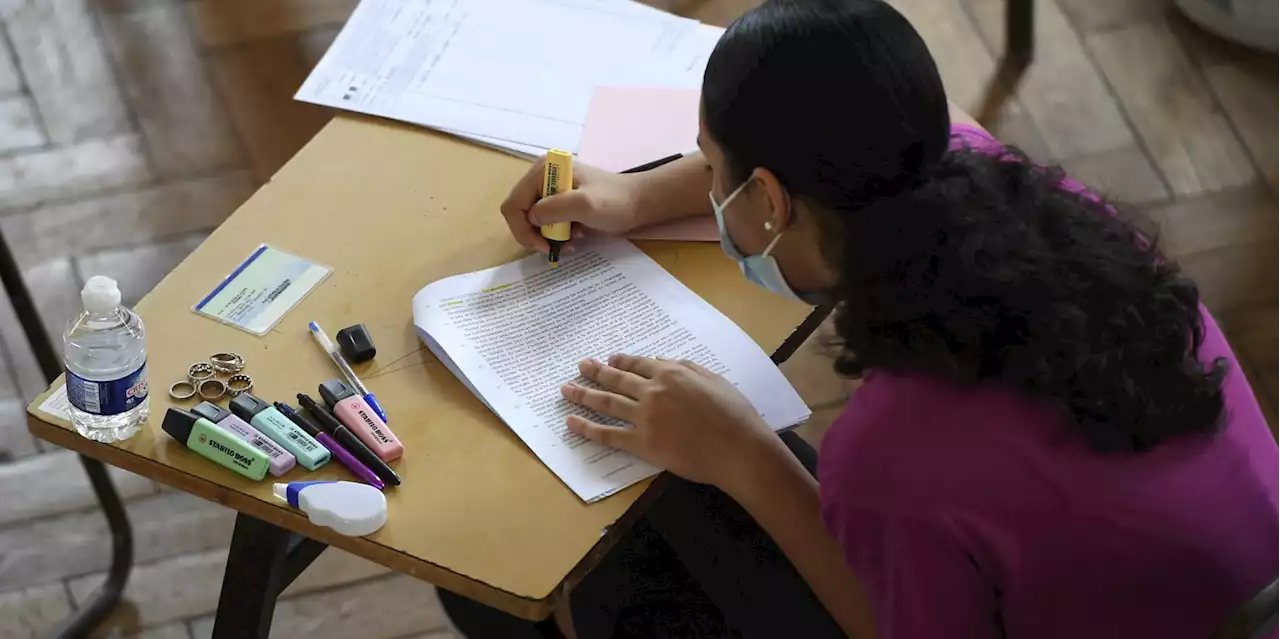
[63,276,150,442]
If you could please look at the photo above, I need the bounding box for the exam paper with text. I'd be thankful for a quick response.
[412,236,810,502]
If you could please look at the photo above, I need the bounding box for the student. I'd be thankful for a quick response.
[493,0,1279,636]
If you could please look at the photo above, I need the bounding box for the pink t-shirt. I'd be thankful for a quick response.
[819,125,1279,639]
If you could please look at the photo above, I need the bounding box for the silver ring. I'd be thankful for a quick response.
[169,380,197,400]
[197,378,226,401]
[226,374,253,397]
[210,352,244,374]
[187,362,215,383]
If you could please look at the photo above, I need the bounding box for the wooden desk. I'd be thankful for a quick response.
[25,115,816,632]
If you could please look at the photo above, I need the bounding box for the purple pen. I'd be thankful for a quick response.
[275,402,385,490]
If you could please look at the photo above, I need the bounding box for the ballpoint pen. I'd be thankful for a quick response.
[309,320,389,423]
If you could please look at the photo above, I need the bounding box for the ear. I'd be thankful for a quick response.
[751,167,792,231]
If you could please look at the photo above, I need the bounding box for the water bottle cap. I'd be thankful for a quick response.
[81,276,121,314]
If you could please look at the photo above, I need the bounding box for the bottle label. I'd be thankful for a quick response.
[66,362,148,416]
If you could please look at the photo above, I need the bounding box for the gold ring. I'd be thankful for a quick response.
[198,378,226,401]
[169,380,197,400]
[209,352,245,374]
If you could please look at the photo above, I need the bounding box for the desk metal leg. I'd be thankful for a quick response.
[0,228,138,638]
[976,0,1035,126]
[211,513,328,639]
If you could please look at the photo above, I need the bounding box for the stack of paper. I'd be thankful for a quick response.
[412,235,810,502]
[296,0,724,157]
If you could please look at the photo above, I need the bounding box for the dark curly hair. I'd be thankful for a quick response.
[703,0,1225,452]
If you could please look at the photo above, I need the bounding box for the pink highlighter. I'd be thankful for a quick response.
[318,379,403,462]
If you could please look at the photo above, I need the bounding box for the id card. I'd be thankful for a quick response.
[194,245,330,335]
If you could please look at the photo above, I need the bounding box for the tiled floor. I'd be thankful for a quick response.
[0,0,1273,637]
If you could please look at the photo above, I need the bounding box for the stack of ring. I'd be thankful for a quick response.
[226,374,253,398]
[210,353,245,375]
[198,378,227,401]
[188,362,215,384]
[169,380,197,400]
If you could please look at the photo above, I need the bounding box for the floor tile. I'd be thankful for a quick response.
[1202,59,1278,191]
[0,281,59,402]
[24,257,82,343]
[100,3,243,179]
[0,490,234,589]
[888,0,1003,112]
[74,232,207,307]
[90,622,193,639]
[0,583,73,639]
[1176,242,1278,314]
[186,0,358,47]
[1060,144,1171,205]
[4,0,132,144]
[207,34,336,181]
[1087,22,1255,197]
[985,111,1052,164]
[966,0,1134,159]
[190,574,449,639]
[0,396,39,460]
[0,170,253,267]
[280,547,390,598]
[0,449,157,526]
[0,135,153,211]
[1054,0,1171,34]
[1144,183,1277,258]
[1219,304,1279,374]
[69,549,228,630]
[0,32,22,96]
[0,96,46,154]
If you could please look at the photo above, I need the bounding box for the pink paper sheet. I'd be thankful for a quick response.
[577,86,719,242]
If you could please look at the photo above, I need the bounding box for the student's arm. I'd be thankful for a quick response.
[500,153,711,252]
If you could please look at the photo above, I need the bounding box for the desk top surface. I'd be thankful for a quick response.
[26,115,812,618]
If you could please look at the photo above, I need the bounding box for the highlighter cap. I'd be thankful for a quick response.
[229,393,272,422]
[191,401,232,423]
[319,379,356,407]
[161,408,201,443]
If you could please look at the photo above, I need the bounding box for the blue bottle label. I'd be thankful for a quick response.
[66,362,149,416]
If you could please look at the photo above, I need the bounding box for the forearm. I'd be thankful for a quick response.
[727,443,878,638]
[632,153,713,227]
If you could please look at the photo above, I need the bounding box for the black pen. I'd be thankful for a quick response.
[275,402,385,490]
[621,153,684,174]
[296,393,402,487]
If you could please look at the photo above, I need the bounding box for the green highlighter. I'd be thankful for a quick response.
[161,408,271,480]
[230,393,330,470]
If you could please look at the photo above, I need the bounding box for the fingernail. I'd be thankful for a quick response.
[579,359,596,372]
[561,383,578,398]
[565,416,582,433]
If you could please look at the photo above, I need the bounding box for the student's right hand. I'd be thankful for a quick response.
[500,159,646,252]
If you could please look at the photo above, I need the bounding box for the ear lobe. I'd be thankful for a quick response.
[752,167,792,230]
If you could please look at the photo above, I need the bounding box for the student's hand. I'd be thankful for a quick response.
[500,159,646,252]
[560,354,790,491]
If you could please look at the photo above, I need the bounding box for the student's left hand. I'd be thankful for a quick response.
[560,354,789,491]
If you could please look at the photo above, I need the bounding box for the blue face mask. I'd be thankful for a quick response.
[709,180,823,305]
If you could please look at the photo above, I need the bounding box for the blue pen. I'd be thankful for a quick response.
[308,321,389,423]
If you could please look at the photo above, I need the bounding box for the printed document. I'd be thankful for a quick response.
[411,236,810,502]
[296,0,721,156]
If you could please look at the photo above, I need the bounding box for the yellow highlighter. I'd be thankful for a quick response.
[540,149,573,267]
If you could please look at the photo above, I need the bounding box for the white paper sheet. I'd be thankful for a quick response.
[296,0,721,156]
[412,236,809,502]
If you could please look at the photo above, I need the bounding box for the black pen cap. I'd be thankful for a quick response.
[161,408,201,443]
[191,401,232,423]
[298,393,344,434]
[318,379,356,407]
[229,393,271,422]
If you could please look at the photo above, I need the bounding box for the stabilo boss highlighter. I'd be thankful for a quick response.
[539,149,573,267]
[191,401,296,477]
[318,379,403,462]
[274,401,385,490]
[230,393,330,470]
[161,408,271,480]
[297,393,401,486]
